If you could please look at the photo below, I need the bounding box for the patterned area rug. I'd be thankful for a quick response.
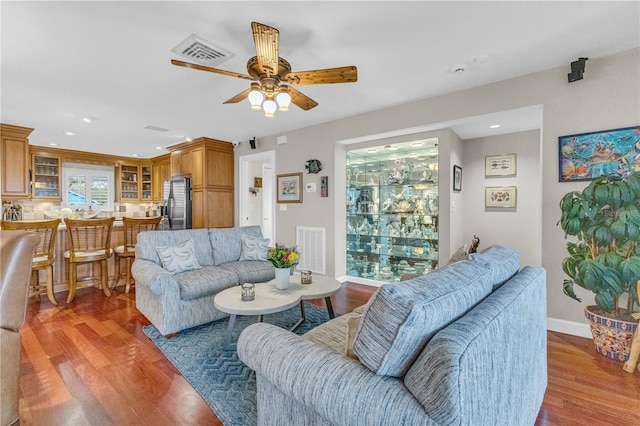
[142,302,333,426]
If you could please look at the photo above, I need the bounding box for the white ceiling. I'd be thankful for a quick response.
[1,1,638,158]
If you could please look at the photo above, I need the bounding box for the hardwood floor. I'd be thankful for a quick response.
[18,282,639,425]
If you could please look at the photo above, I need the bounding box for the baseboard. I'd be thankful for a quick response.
[337,275,383,287]
[547,317,592,339]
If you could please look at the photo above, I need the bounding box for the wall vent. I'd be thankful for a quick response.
[171,34,234,67]
[296,226,326,274]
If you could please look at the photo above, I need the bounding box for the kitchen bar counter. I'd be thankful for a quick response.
[5,216,163,299]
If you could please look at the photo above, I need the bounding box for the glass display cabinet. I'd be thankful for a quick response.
[346,139,439,282]
[32,155,61,199]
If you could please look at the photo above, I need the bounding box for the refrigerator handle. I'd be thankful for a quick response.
[165,197,172,229]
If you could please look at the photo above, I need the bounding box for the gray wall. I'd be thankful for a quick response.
[234,48,640,331]
[463,130,542,268]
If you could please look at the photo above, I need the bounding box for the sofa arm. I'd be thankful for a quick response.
[131,259,178,296]
[237,323,432,425]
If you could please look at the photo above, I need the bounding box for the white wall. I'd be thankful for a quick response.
[246,161,262,226]
[234,48,640,332]
[462,130,542,267]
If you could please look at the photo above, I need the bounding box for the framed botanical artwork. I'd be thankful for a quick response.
[253,177,262,188]
[558,125,640,182]
[276,172,303,203]
[453,165,462,191]
[485,154,517,177]
[485,186,517,208]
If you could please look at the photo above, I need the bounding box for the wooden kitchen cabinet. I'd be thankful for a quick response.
[1,123,33,199]
[171,150,192,177]
[140,164,152,201]
[118,163,140,201]
[166,137,234,228]
[151,154,170,202]
[32,153,61,200]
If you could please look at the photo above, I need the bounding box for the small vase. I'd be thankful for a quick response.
[274,267,291,290]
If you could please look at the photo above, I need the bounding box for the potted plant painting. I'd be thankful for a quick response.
[559,170,640,362]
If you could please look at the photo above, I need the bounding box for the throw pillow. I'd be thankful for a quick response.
[447,244,468,265]
[156,239,202,274]
[345,313,362,360]
[239,234,270,261]
[352,244,520,377]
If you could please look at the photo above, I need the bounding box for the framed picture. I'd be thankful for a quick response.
[485,154,517,176]
[253,177,262,188]
[453,165,462,191]
[485,186,517,208]
[558,125,640,182]
[276,172,303,203]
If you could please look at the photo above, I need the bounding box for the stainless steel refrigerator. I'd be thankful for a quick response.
[163,177,192,230]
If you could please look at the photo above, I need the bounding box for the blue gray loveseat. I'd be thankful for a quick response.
[132,226,274,335]
[238,245,547,425]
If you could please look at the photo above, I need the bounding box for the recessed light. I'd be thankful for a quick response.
[408,153,418,159]
[132,154,138,157]
[354,159,364,164]
[389,155,399,160]
[385,145,398,151]
[411,142,423,147]
[64,132,77,136]
[48,143,58,146]
[489,124,501,129]
[156,146,163,150]
[367,148,377,153]
[82,116,95,123]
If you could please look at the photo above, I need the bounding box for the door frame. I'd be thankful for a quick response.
[238,150,276,242]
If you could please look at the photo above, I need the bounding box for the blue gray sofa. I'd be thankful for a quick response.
[237,245,547,425]
[132,226,274,335]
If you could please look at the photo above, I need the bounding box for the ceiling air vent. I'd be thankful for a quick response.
[144,125,169,132]
[171,34,234,67]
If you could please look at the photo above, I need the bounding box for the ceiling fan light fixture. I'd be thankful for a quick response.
[248,83,264,110]
[263,99,277,118]
[276,85,291,112]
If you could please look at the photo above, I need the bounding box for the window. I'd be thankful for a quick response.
[62,164,114,211]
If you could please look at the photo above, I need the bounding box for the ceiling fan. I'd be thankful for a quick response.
[171,22,358,117]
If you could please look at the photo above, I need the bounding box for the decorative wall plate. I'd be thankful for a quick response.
[305,159,322,174]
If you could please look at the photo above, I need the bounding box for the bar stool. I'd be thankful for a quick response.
[63,217,115,303]
[0,219,60,305]
[113,216,162,293]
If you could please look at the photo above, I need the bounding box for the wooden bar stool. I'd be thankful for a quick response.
[113,216,162,293]
[63,217,115,303]
[0,219,60,305]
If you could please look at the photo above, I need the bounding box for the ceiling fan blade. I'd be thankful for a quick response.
[251,22,279,76]
[223,88,251,104]
[289,86,318,111]
[285,66,358,85]
[171,59,253,81]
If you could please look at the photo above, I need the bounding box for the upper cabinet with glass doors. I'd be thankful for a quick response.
[32,154,61,200]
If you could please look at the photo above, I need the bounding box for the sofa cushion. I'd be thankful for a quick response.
[239,234,270,261]
[136,229,214,266]
[352,245,519,377]
[156,239,201,274]
[174,265,238,300]
[208,226,264,266]
[218,260,275,284]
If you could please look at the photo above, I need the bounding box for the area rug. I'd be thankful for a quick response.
[142,302,334,426]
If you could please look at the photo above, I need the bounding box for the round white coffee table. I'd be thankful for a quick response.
[214,273,341,350]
